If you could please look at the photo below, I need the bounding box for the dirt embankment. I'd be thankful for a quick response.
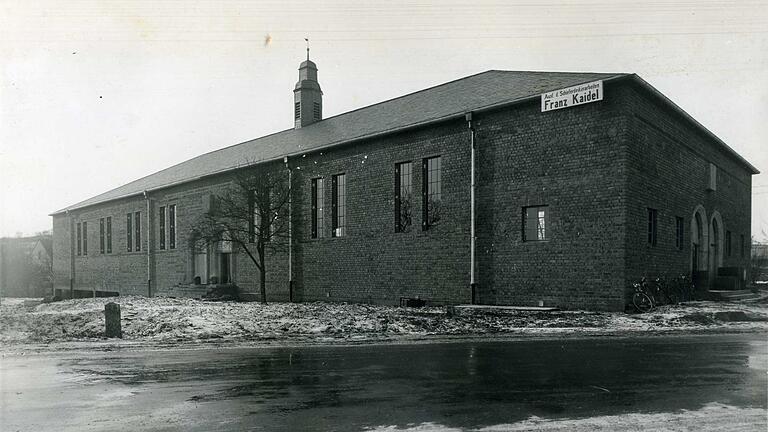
[1,296,767,346]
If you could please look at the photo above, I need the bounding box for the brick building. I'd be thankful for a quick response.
[51,58,758,310]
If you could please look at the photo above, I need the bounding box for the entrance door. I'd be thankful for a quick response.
[220,253,231,284]
[710,218,719,276]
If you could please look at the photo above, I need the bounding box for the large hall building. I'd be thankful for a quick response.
[51,58,758,311]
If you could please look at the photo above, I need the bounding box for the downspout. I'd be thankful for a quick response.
[284,156,293,302]
[67,210,75,299]
[144,190,152,297]
[466,112,477,304]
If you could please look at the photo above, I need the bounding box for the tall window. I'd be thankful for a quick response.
[311,178,325,239]
[106,217,112,253]
[647,208,658,246]
[422,156,442,230]
[159,206,166,250]
[126,213,133,252]
[726,230,732,257]
[99,218,105,254]
[313,102,321,120]
[76,222,82,256]
[675,216,684,250]
[332,174,346,237]
[82,221,88,255]
[741,234,745,258]
[169,204,176,249]
[523,206,548,241]
[395,162,413,232]
[294,102,301,120]
[134,212,141,252]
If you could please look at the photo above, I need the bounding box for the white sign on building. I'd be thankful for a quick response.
[541,80,603,112]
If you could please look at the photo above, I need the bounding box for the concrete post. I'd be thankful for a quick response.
[104,302,122,338]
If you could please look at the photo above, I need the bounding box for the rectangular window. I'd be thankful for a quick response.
[523,206,549,241]
[99,218,105,254]
[82,221,88,255]
[675,216,684,250]
[311,178,325,238]
[126,213,133,252]
[726,230,732,257]
[422,156,442,230]
[169,204,176,249]
[741,234,745,258]
[647,208,658,246]
[134,212,141,252]
[159,206,166,250]
[249,191,257,243]
[294,102,301,120]
[395,162,413,232]
[332,173,346,237]
[106,217,112,253]
[76,222,82,256]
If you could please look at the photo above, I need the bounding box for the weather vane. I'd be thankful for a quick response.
[305,38,309,61]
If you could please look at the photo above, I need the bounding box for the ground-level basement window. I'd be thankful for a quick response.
[647,208,658,246]
[523,206,548,242]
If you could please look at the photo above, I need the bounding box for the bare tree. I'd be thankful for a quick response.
[190,164,290,303]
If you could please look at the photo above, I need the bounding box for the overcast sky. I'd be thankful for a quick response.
[1,0,767,240]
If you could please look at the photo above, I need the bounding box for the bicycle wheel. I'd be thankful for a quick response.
[633,292,654,313]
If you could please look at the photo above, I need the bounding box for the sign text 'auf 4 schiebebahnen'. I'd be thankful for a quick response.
[541,80,603,112]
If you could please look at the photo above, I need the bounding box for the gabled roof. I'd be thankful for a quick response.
[52,69,757,215]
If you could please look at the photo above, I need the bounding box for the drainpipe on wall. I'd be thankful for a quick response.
[144,190,152,297]
[67,209,75,299]
[284,156,294,302]
[467,112,477,305]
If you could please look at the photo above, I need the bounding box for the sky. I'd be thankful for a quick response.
[1,0,767,240]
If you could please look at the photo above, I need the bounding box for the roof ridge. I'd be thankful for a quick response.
[50,70,655,215]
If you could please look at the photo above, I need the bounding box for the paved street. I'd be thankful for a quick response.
[1,334,766,431]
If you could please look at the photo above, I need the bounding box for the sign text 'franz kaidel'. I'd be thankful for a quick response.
[541,80,603,112]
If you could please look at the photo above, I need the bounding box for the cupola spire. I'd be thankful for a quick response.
[294,41,322,129]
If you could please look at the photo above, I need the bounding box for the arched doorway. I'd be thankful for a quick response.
[709,211,724,276]
[691,206,708,273]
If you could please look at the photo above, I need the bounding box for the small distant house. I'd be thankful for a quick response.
[0,235,53,298]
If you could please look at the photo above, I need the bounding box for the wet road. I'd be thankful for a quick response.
[1,334,766,431]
